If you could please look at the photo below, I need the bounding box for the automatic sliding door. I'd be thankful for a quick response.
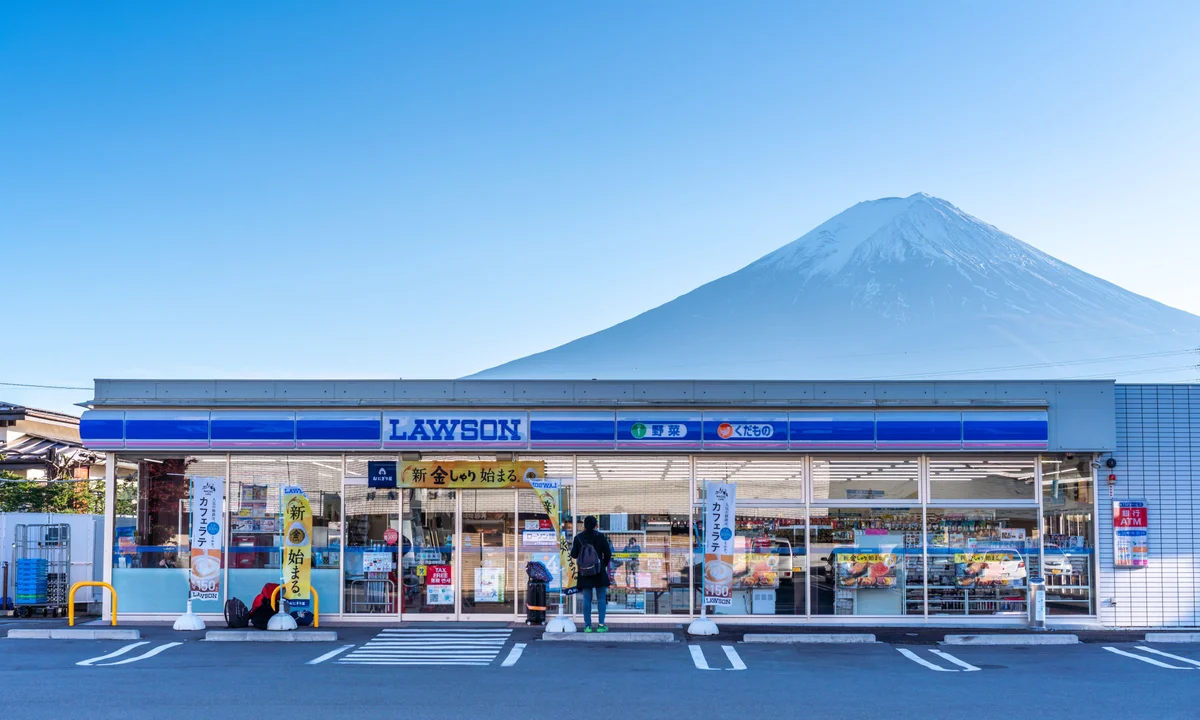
[401,489,456,616]
[460,490,515,617]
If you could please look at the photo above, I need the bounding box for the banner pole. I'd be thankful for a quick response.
[173,477,205,631]
[268,485,297,631]
[687,480,717,636]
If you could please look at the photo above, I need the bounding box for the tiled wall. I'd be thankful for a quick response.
[1104,385,1200,627]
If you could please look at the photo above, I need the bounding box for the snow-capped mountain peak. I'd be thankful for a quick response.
[470,194,1200,382]
[754,193,1018,279]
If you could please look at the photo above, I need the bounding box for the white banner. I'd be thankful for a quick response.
[702,481,736,607]
[189,477,224,601]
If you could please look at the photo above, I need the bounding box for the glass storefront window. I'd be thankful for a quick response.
[929,456,1036,501]
[517,456,574,616]
[694,459,804,502]
[343,482,398,614]
[228,456,342,613]
[706,508,806,616]
[1041,455,1095,615]
[112,456,227,613]
[926,507,1038,617]
[810,508,924,616]
[811,457,919,501]
[576,456,691,615]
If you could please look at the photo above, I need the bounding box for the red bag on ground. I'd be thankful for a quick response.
[250,582,280,613]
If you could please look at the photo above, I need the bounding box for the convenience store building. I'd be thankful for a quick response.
[77,379,1199,628]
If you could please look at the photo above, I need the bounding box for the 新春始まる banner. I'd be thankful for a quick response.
[282,487,312,609]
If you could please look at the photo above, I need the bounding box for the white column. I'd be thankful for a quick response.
[102,452,116,621]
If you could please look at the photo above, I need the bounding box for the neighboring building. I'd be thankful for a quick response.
[1,402,104,480]
[76,379,1194,628]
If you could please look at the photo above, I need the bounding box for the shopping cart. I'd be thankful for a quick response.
[12,524,71,618]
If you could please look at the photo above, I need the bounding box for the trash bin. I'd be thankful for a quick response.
[1028,577,1046,630]
[525,561,552,626]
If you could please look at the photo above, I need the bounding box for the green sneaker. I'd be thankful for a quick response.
[584,625,594,633]
[597,625,609,633]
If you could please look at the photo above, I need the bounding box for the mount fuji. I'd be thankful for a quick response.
[471,193,1200,381]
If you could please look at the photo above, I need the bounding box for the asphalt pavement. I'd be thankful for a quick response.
[2,623,1199,720]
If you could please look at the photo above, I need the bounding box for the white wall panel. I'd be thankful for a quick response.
[1102,385,1200,627]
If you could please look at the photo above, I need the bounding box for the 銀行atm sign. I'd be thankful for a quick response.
[1113,499,1149,568]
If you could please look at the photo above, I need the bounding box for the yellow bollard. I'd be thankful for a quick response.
[269,585,320,628]
[68,581,118,627]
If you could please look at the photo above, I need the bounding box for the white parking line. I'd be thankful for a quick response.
[689,645,713,670]
[77,642,149,667]
[929,649,981,672]
[1103,646,1192,670]
[500,643,527,667]
[897,648,956,671]
[721,645,746,671]
[308,645,355,665]
[98,642,183,666]
[1135,647,1200,668]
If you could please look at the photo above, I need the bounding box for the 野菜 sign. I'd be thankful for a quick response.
[835,553,898,589]
[1113,499,1149,568]
[189,477,224,601]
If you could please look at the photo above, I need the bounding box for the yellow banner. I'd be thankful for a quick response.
[838,553,897,564]
[954,553,1013,563]
[399,461,545,489]
[529,478,577,595]
[282,488,312,608]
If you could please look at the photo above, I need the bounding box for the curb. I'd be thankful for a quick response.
[1145,633,1200,643]
[942,634,1079,646]
[6,629,142,640]
[542,631,675,643]
[743,633,876,644]
[205,630,338,642]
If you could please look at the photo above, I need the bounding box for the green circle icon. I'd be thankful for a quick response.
[631,422,647,439]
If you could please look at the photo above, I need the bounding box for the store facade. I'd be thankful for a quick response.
[79,379,1134,626]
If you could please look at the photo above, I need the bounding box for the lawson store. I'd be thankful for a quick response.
[77,378,1200,628]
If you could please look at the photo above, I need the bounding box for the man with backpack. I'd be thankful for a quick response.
[570,515,613,633]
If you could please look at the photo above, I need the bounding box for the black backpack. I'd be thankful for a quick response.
[578,537,603,577]
[224,597,250,628]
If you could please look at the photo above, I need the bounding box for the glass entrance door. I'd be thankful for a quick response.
[343,481,400,615]
[460,490,516,618]
[401,488,457,618]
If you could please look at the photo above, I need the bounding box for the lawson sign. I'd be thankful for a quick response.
[383,412,526,449]
[81,408,1050,452]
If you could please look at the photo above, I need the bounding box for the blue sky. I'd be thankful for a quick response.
[3,2,1198,413]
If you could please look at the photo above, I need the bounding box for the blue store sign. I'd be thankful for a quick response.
[368,460,398,488]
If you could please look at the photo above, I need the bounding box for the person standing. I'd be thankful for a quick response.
[570,515,613,633]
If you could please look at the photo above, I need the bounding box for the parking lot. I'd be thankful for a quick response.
[3,625,1199,720]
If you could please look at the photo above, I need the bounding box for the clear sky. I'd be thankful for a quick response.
[3,2,1199,414]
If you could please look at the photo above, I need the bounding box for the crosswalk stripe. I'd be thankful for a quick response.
[338,628,513,666]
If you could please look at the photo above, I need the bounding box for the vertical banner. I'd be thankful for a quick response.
[282,486,313,608]
[189,477,224,601]
[1113,499,1149,568]
[703,481,736,607]
[529,475,578,596]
